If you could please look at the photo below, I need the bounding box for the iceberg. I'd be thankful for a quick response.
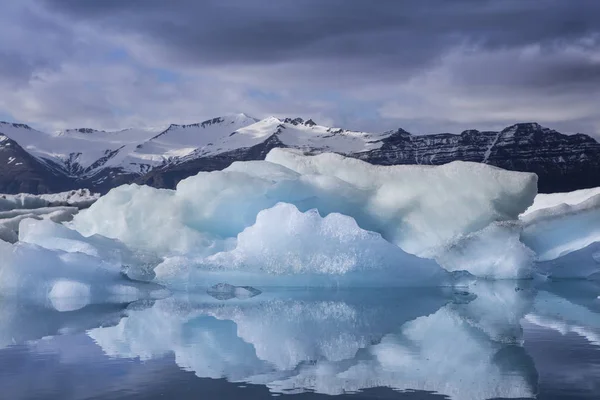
[0,219,166,308]
[4,148,599,287]
[0,206,79,243]
[154,203,449,288]
[73,149,537,259]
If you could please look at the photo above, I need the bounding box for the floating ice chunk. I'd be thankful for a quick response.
[0,206,79,243]
[521,193,600,261]
[73,149,537,259]
[88,284,535,400]
[535,242,600,280]
[0,299,138,349]
[522,186,600,217]
[207,283,261,300]
[526,289,600,346]
[154,203,448,288]
[0,239,164,305]
[436,222,535,279]
[19,218,159,274]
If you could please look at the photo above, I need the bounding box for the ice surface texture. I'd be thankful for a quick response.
[521,190,600,279]
[88,283,537,400]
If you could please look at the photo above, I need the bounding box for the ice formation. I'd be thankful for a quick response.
[0,189,99,211]
[525,287,600,347]
[0,148,598,294]
[521,189,600,279]
[0,218,165,308]
[66,148,539,282]
[206,283,262,300]
[0,206,79,243]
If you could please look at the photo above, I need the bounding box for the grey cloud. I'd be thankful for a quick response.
[40,0,600,68]
[1,0,599,136]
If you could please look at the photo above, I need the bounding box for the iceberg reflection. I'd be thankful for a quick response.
[88,283,538,399]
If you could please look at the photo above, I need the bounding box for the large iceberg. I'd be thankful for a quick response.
[67,149,538,282]
[73,149,537,258]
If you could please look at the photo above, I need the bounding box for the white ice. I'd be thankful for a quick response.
[0,218,165,308]
[0,206,79,243]
[154,203,448,288]
[71,149,537,282]
[435,222,535,279]
[520,189,600,279]
[0,189,98,211]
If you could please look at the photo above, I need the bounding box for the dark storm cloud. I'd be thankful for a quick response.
[40,0,600,71]
[0,1,79,86]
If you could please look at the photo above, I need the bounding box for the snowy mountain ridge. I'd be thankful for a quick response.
[0,117,599,194]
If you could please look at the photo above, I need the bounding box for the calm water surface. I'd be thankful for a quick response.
[0,282,599,400]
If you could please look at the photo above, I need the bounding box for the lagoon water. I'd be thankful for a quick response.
[0,281,599,400]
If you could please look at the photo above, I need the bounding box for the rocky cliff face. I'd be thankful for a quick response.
[352,123,600,193]
[0,134,71,194]
[1,119,598,194]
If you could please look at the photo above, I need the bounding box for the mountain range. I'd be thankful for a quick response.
[0,114,598,194]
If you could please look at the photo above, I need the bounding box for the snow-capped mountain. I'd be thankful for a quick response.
[0,117,598,194]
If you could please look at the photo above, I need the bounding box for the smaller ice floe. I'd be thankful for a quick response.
[0,189,99,211]
[18,218,160,274]
[535,242,600,280]
[72,148,537,260]
[526,290,600,347]
[0,219,166,309]
[87,282,536,400]
[521,192,600,261]
[206,283,262,300]
[520,188,600,280]
[0,206,78,243]
[522,186,600,217]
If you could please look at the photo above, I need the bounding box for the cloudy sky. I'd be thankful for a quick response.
[0,0,599,136]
